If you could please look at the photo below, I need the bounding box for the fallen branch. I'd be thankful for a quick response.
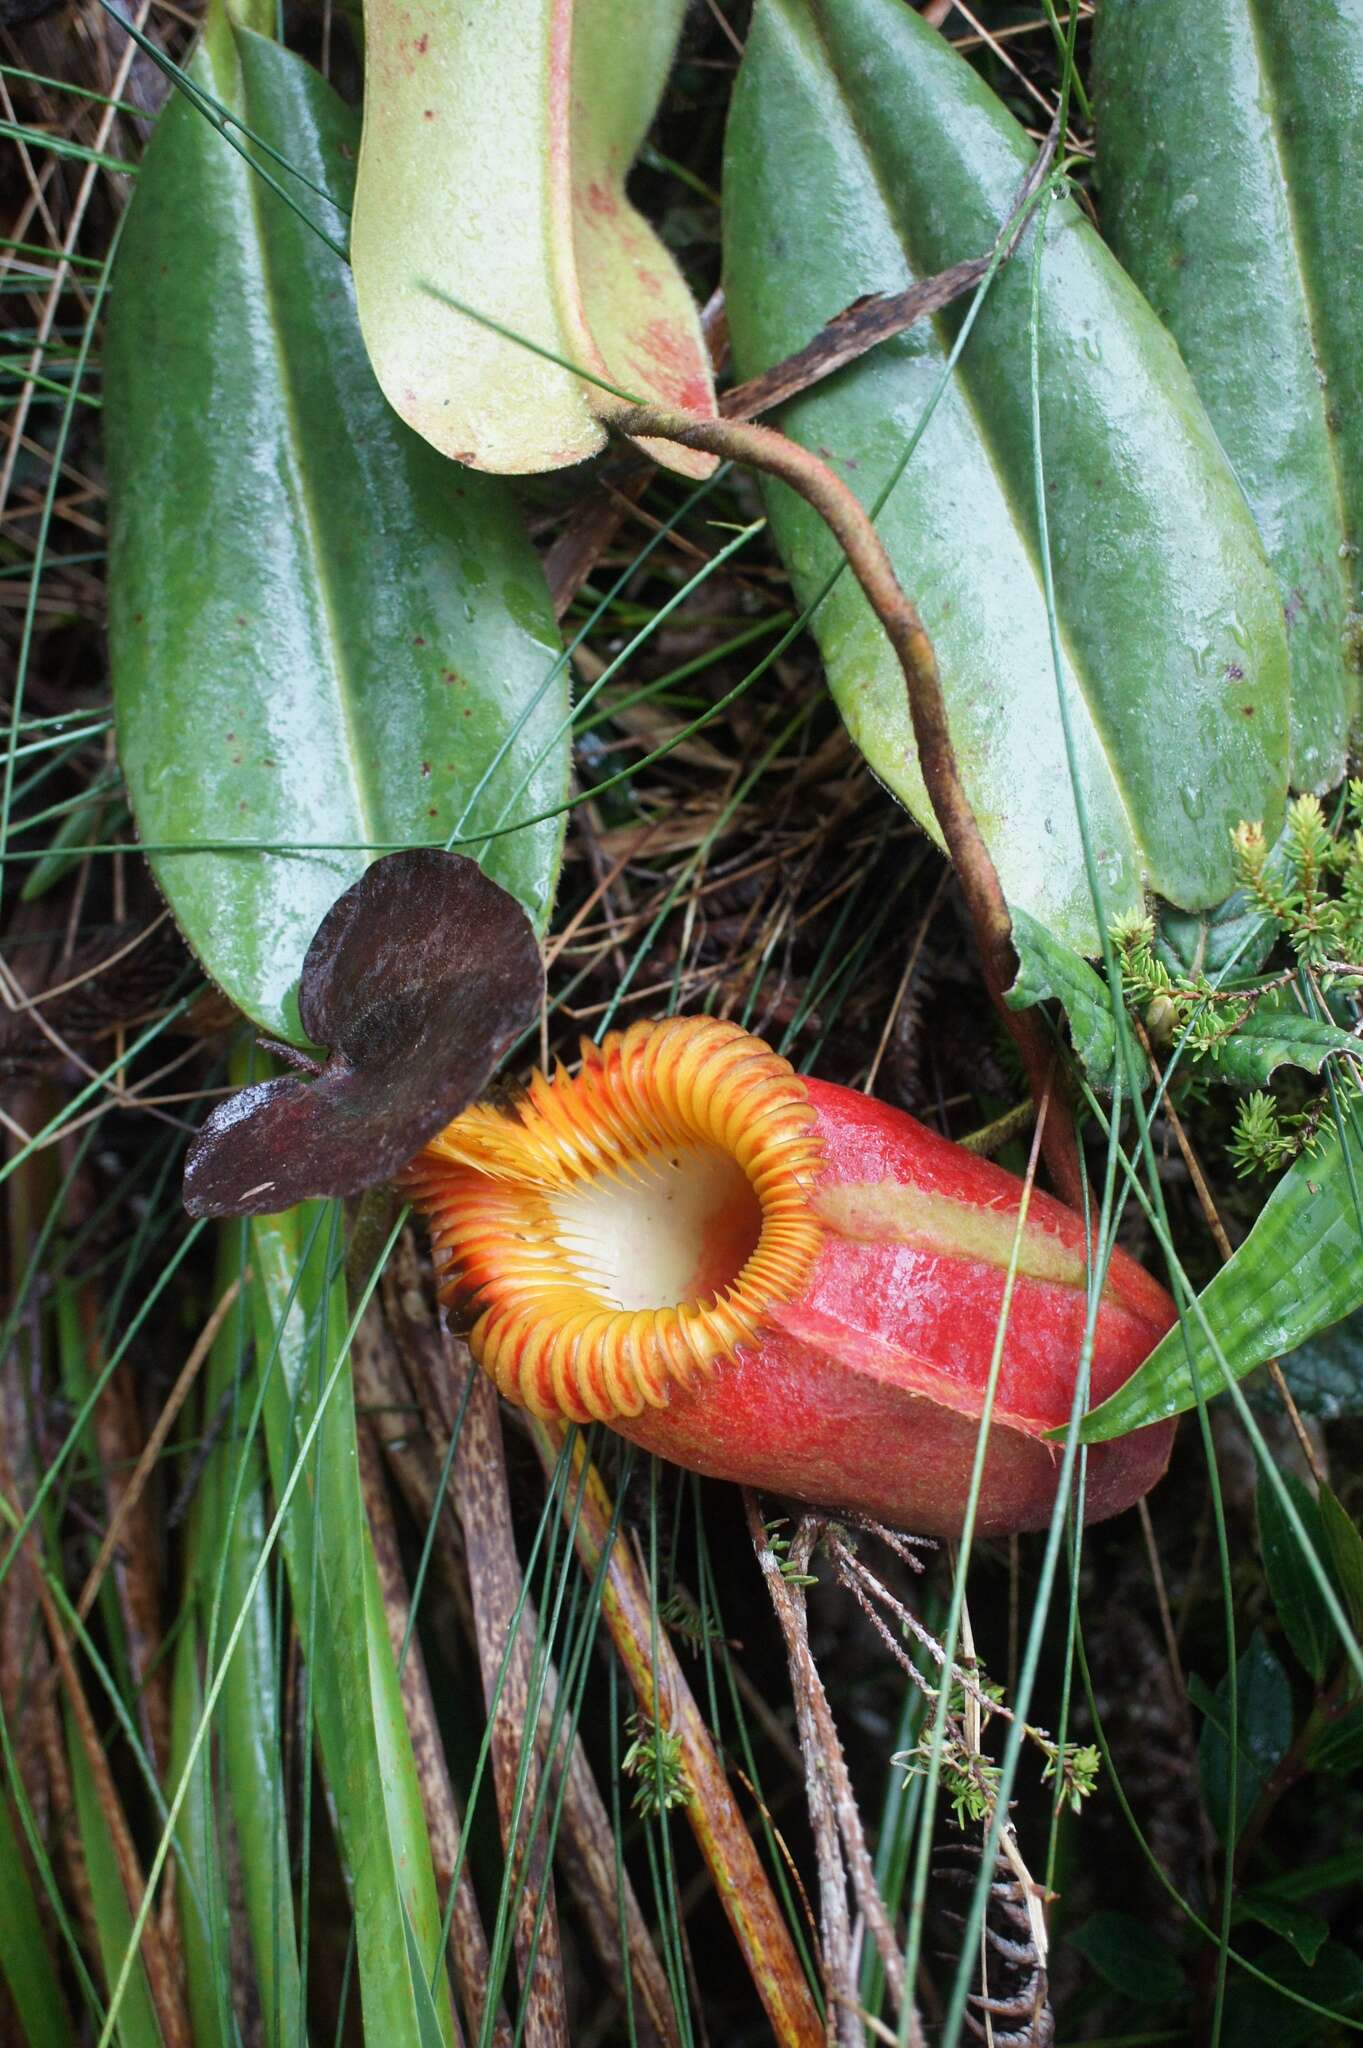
[745,1501,920,2048]
[720,258,988,422]
[367,1263,680,2047]
[529,1422,825,2048]
[723,119,1056,424]
[453,1371,570,2048]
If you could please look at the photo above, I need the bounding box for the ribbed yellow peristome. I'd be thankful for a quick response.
[402,1015,825,1423]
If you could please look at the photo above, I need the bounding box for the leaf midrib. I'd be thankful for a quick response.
[217,33,379,860]
[799,0,1140,876]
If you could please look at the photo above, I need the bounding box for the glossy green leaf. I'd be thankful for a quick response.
[106,8,568,1044]
[1319,1486,1363,1638]
[250,1199,456,2046]
[1209,1009,1363,1088]
[1095,0,1363,793]
[1223,1941,1363,2048]
[1235,1894,1330,1969]
[1155,888,1279,981]
[1258,1468,1336,1684]
[1008,908,1354,1092]
[1007,908,1130,1092]
[1273,1314,1363,1422]
[1068,1910,1186,2006]
[1196,1629,1292,1843]
[722,0,1289,957]
[1080,1098,1363,1440]
[351,0,716,475]
[1257,1847,1363,1903]
[1156,816,1297,980]
[1308,1707,1363,1778]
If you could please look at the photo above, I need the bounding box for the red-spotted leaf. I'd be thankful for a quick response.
[350,0,717,475]
[183,852,541,1216]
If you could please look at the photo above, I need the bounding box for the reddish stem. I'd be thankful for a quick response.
[607,405,1084,1210]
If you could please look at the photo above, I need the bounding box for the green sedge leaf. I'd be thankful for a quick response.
[249,1203,457,2044]
[0,1794,76,2048]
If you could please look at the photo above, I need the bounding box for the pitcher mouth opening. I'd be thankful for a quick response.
[402,1016,825,1423]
